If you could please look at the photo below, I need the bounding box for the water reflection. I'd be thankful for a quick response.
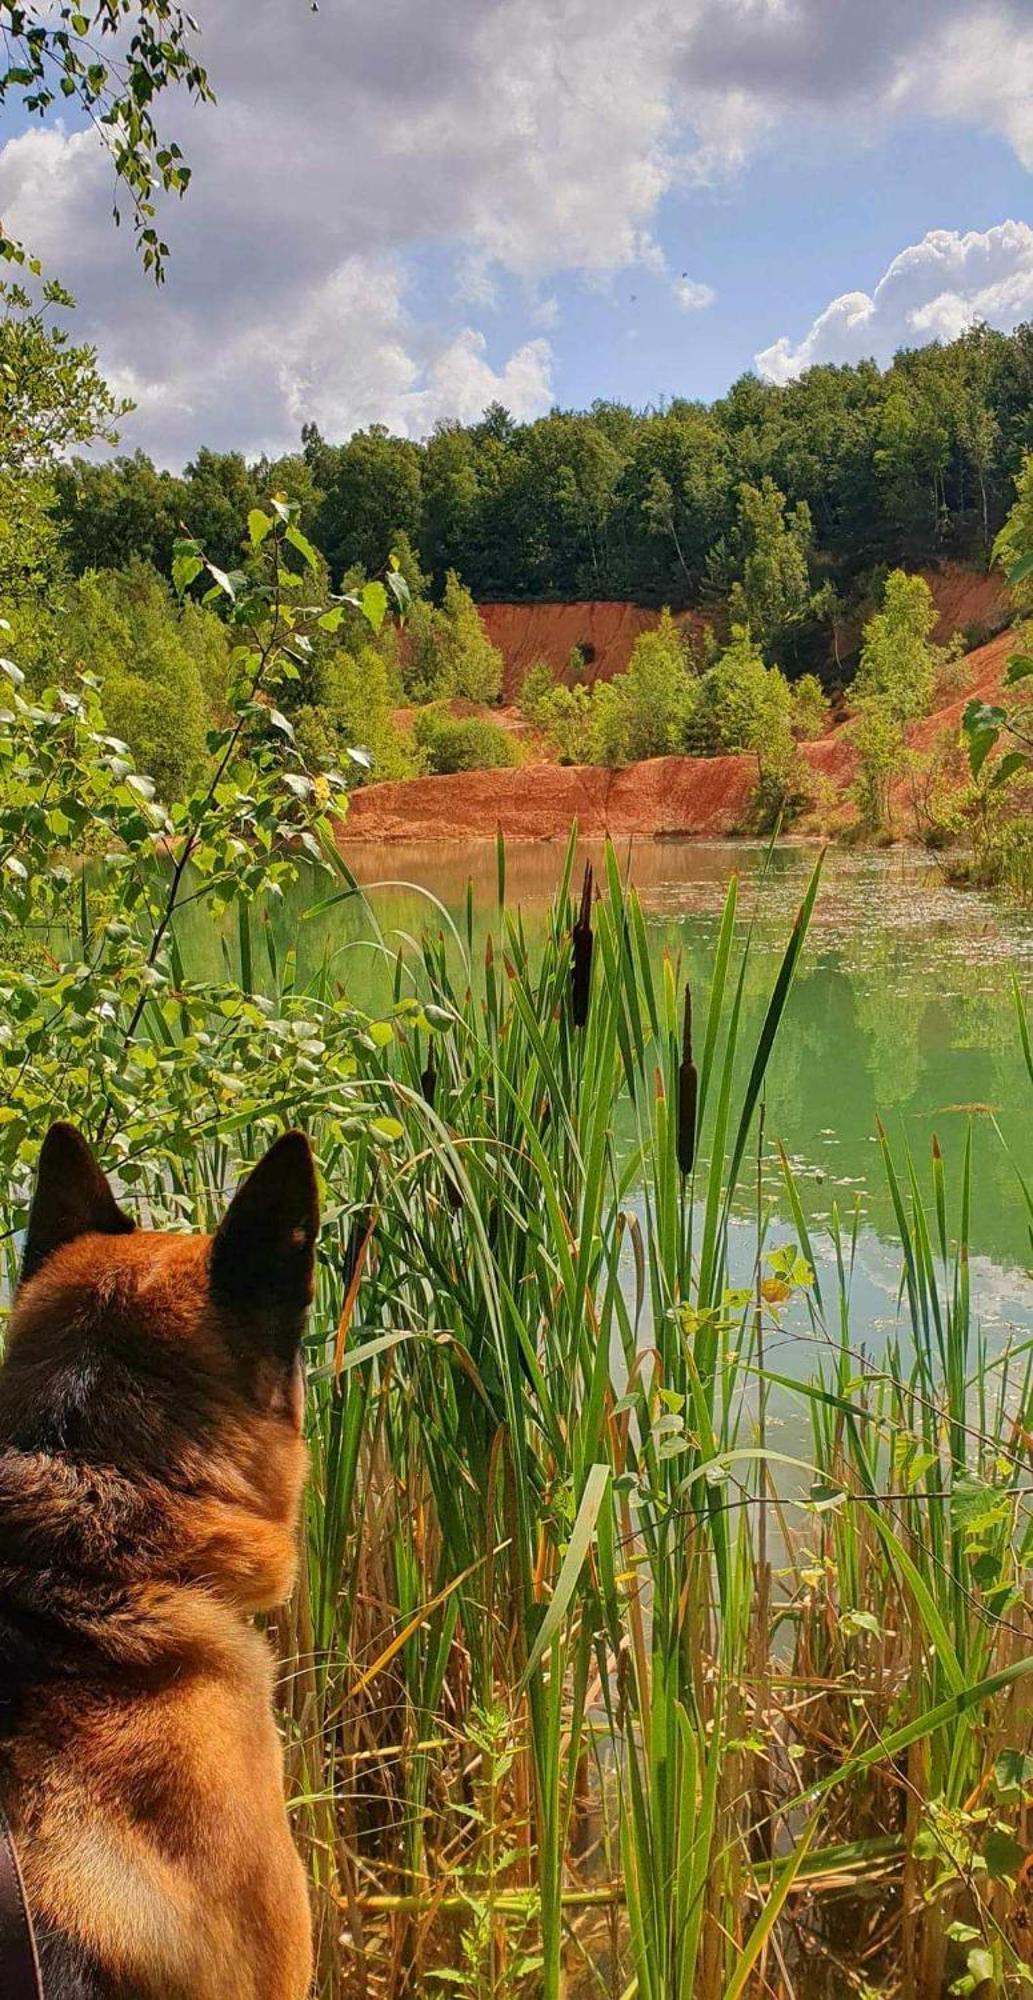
[175,838,1033,1351]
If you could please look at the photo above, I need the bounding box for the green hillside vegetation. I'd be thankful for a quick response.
[51,318,1033,647]
[5,277,1033,879]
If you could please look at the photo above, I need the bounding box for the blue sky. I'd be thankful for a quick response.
[456,119,1033,412]
[1,0,1032,464]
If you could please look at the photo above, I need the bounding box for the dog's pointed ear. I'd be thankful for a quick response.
[21,1123,135,1285]
[210,1132,319,1353]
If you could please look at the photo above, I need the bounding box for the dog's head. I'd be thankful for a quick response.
[0,1125,320,1617]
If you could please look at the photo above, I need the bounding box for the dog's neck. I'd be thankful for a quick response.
[0,1442,298,1685]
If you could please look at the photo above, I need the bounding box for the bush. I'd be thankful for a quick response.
[402,597,444,703]
[414,709,519,775]
[994,450,1033,617]
[906,731,966,851]
[303,642,421,785]
[56,559,220,800]
[402,571,503,705]
[519,659,555,723]
[932,631,971,705]
[790,672,828,740]
[590,609,695,766]
[533,683,595,764]
[750,668,810,828]
[849,695,908,832]
[688,626,769,754]
[853,570,940,722]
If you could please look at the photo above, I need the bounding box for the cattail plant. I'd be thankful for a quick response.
[570,859,594,1027]
[677,979,698,1175]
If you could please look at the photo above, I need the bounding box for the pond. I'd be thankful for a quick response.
[178,838,1033,1366]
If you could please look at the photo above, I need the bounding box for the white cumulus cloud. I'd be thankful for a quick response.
[756,221,1033,383]
[4,1,1033,461]
[673,276,716,311]
[900,10,1033,172]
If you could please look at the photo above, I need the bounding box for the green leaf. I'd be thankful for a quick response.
[360,580,388,634]
[995,1750,1033,1796]
[951,1475,1009,1539]
[205,562,237,601]
[171,548,203,596]
[988,749,1030,789]
[520,1465,609,1686]
[369,1116,404,1143]
[840,1609,881,1638]
[285,522,319,572]
[385,567,411,615]
[1004,652,1033,686]
[961,699,1006,778]
[983,1827,1025,1880]
[247,508,272,547]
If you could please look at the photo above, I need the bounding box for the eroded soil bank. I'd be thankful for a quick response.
[338,580,1015,845]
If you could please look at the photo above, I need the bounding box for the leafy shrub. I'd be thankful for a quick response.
[55,559,224,799]
[853,570,940,722]
[994,450,1033,616]
[789,672,828,740]
[849,695,908,832]
[402,571,503,704]
[750,669,810,828]
[932,634,972,705]
[590,609,695,766]
[907,730,966,850]
[948,768,1033,892]
[519,659,555,722]
[533,683,595,763]
[306,642,420,785]
[687,626,769,755]
[414,709,519,775]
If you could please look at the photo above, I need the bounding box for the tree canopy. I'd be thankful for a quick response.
[50,319,1033,665]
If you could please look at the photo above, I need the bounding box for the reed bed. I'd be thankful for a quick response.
[267,835,1033,2000]
[7,829,1033,1998]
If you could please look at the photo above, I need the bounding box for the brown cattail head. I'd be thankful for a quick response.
[677,983,697,1175]
[571,860,594,1028]
[420,1058,437,1109]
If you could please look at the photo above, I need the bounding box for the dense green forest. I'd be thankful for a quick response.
[6,279,1033,880]
[50,319,1033,635]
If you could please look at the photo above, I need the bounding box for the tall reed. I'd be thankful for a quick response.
[265,832,1033,2000]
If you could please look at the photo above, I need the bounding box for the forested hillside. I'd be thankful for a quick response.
[9,284,1032,881]
[53,320,1033,649]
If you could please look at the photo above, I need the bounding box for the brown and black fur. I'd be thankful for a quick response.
[0,1124,319,1999]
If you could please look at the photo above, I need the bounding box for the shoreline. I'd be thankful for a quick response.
[333,738,854,846]
[334,618,1017,846]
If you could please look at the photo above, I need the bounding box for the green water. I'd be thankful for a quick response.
[178,838,1033,1354]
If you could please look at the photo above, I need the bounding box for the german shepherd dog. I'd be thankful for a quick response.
[0,1124,318,1999]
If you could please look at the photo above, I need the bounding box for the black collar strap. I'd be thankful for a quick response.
[0,1810,43,2000]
